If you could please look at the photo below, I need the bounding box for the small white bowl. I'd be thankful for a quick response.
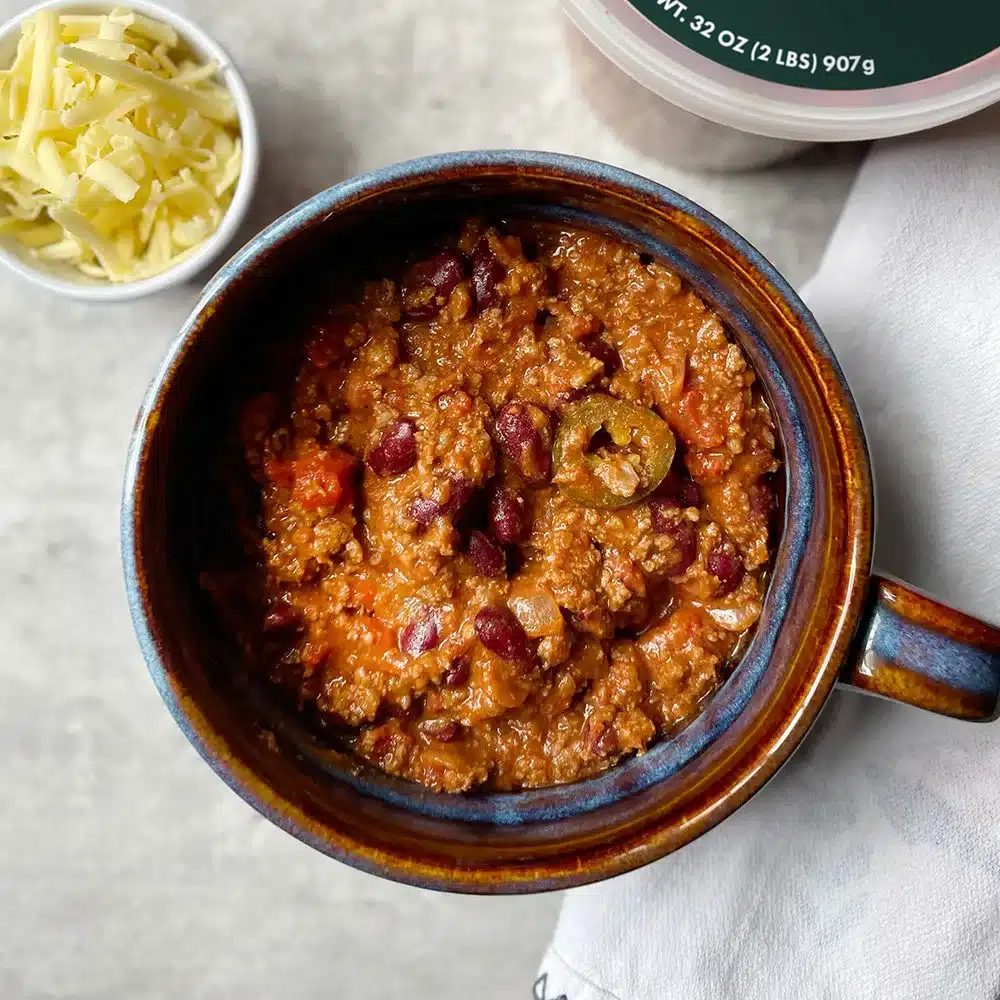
[0,0,260,302]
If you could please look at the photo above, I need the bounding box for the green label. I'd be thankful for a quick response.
[627,0,1000,89]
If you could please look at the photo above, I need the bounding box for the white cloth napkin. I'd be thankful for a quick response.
[536,108,1000,1000]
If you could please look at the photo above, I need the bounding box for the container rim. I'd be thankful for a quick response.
[563,0,1000,141]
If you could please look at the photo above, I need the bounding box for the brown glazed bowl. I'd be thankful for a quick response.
[122,151,1000,893]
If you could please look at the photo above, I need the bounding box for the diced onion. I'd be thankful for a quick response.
[508,592,565,638]
[706,600,762,632]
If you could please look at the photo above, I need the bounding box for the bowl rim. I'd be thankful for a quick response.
[122,149,874,891]
[0,0,260,302]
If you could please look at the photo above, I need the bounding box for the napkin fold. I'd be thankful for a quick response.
[537,107,1000,1000]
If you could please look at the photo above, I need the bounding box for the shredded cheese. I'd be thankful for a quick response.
[0,9,242,284]
[17,10,58,154]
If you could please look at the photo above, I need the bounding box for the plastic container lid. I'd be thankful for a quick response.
[563,0,1000,141]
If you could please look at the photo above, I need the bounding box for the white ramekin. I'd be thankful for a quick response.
[0,0,260,301]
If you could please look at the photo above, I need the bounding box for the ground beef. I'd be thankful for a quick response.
[223,219,779,793]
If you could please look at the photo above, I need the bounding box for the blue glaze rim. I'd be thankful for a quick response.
[122,150,846,830]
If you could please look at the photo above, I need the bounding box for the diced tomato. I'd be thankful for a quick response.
[346,614,395,652]
[368,618,396,651]
[668,384,745,452]
[262,457,296,488]
[349,577,378,612]
[264,447,357,511]
[669,389,720,449]
[637,605,708,670]
[666,605,709,646]
[291,447,357,510]
[686,449,731,481]
[301,641,330,670]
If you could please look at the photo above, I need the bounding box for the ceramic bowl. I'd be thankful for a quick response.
[0,0,260,302]
[122,151,1000,892]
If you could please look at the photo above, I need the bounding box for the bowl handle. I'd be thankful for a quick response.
[840,576,1000,720]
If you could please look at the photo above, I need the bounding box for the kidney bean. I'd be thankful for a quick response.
[421,719,463,742]
[750,478,778,519]
[263,600,300,632]
[649,500,673,533]
[662,519,698,575]
[474,606,540,671]
[408,476,473,526]
[468,530,506,578]
[471,237,507,312]
[443,477,474,515]
[386,698,422,723]
[399,607,440,656]
[403,249,468,319]
[582,335,621,376]
[585,719,620,758]
[443,655,470,687]
[489,487,529,544]
[495,401,552,483]
[651,473,702,512]
[708,541,746,596]
[408,496,443,527]
[368,418,417,476]
[651,494,698,573]
[305,317,352,369]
